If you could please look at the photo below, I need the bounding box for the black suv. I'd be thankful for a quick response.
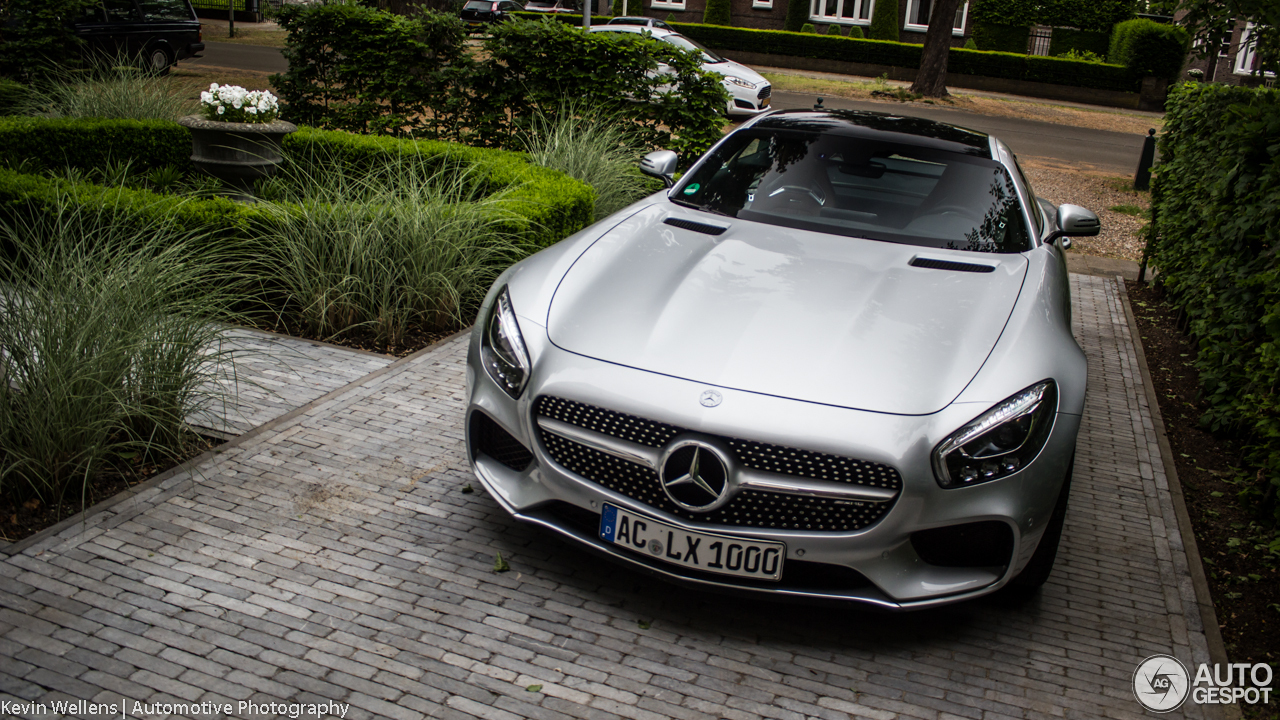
[460,0,524,30]
[74,0,204,73]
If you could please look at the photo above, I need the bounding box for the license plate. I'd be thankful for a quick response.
[761,98,770,108]
[600,504,784,581]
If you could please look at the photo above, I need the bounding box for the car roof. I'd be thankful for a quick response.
[750,109,992,157]
[588,25,675,37]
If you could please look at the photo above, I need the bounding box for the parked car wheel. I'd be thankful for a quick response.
[145,45,173,75]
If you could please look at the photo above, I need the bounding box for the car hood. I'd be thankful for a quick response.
[546,205,1028,415]
[710,59,767,86]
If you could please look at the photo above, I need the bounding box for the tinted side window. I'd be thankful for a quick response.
[139,0,192,21]
[104,0,140,21]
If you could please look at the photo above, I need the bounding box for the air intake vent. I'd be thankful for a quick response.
[469,411,533,472]
[910,257,996,273]
[664,218,728,236]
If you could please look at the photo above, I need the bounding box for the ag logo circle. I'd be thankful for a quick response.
[1133,654,1189,713]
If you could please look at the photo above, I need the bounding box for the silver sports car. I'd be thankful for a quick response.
[464,109,1100,609]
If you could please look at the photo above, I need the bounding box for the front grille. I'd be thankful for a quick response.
[535,396,900,532]
[758,85,772,100]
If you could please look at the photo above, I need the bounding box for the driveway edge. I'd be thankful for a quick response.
[1117,276,1241,720]
[1,327,471,559]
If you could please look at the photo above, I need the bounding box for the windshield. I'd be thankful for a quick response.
[672,129,1031,254]
[662,34,724,64]
[463,1,493,9]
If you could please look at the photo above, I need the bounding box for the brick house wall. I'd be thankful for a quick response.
[1176,13,1276,86]
[629,0,973,44]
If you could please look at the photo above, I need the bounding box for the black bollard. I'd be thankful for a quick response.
[814,97,825,111]
[1134,128,1156,191]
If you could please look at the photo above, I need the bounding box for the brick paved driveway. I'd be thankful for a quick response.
[0,276,1222,720]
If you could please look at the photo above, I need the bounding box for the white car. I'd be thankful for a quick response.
[589,25,771,116]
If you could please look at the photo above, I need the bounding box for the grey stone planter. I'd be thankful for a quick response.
[178,115,298,194]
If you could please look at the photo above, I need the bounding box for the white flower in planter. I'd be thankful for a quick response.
[199,83,280,124]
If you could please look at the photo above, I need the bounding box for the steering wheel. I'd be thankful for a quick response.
[920,203,983,222]
[766,185,825,206]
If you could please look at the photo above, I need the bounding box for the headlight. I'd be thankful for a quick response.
[932,381,1057,488]
[479,286,531,399]
[723,76,756,89]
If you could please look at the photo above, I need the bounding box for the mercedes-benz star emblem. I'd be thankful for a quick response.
[699,390,722,408]
[659,439,732,512]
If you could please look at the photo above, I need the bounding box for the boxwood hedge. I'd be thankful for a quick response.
[0,118,594,251]
[1150,82,1280,521]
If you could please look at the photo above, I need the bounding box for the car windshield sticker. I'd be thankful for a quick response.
[683,183,700,195]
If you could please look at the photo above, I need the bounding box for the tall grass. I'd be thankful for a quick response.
[0,194,240,507]
[518,104,653,221]
[16,61,196,120]
[251,150,525,350]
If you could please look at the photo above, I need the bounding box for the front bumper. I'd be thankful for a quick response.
[464,322,1079,609]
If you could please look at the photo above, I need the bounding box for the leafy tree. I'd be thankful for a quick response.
[1179,0,1278,76]
[0,0,96,79]
[1038,0,1134,32]
[909,0,964,97]
[783,0,810,32]
[867,0,899,40]
[969,0,1037,27]
[703,0,731,26]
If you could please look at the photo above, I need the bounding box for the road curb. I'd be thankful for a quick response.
[1116,276,1242,720]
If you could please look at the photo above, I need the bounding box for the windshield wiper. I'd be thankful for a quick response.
[671,198,732,217]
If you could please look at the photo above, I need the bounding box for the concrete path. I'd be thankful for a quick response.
[0,276,1221,719]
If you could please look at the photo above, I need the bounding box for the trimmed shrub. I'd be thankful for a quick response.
[1150,82,1280,523]
[963,37,978,50]
[867,0,898,41]
[703,0,731,26]
[801,23,817,34]
[1109,18,1189,80]
[847,25,863,39]
[971,23,1030,54]
[782,0,808,32]
[1048,27,1111,59]
[0,119,594,253]
[826,24,842,36]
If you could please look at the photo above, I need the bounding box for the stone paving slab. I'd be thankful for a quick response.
[0,275,1223,720]
[190,328,395,436]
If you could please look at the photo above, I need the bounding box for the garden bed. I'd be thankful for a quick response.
[1129,280,1279,684]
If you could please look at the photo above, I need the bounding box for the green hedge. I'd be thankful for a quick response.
[1048,27,1111,58]
[1109,18,1189,81]
[0,117,193,175]
[971,23,1029,53]
[0,119,594,251]
[671,22,1140,92]
[1151,82,1280,522]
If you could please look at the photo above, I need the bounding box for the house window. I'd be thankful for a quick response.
[1234,23,1276,77]
[810,0,872,24]
[754,0,772,8]
[902,0,968,35]
[650,0,684,9]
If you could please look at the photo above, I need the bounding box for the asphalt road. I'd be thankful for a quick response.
[186,42,1148,174]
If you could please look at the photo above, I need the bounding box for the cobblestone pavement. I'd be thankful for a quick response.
[190,328,395,436]
[0,276,1222,720]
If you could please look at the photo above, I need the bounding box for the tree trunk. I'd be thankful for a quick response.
[909,0,964,98]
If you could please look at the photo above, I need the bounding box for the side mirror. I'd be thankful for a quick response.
[1047,204,1100,248]
[639,150,677,188]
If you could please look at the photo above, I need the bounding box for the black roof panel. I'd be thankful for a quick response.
[753,109,992,158]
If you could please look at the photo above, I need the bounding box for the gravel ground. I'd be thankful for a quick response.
[1020,157,1151,262]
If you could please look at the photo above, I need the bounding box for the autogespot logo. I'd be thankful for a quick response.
[1133,655,1190,713]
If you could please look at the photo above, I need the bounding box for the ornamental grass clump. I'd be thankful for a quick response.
[0,193,242,508]
[199,83,280,123]
[518,103,651,221]
[252,150,523,350]
[15,62,196,120]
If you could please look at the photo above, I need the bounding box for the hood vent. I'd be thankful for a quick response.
[910,257,995,274]
[664,218,728,236]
